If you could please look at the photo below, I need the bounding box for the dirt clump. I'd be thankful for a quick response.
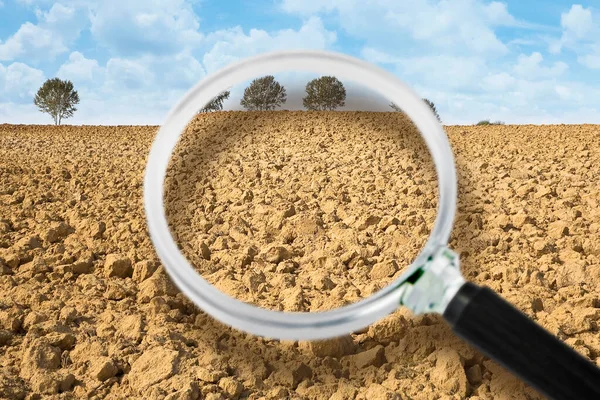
[0,114,599,399]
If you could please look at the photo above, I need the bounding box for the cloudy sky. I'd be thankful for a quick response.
[0,0,599,125]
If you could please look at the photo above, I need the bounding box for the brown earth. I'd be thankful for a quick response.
[165,112,437,311]
[0,112,599,400]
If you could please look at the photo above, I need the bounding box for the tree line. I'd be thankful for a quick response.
[200,75,441,121]
[33,75,443,124]
[200,75,348,113]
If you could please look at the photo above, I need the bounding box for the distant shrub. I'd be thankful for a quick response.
[476,120,505,126]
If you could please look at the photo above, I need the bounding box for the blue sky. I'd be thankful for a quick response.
[0,0,599,125]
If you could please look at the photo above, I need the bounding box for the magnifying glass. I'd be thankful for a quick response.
[144,50,600,400]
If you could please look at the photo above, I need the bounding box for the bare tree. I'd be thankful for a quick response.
[240,75,286,111]
[34,78,80,125]
[303,76,346,111]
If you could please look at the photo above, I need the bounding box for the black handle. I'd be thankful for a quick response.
[443,282,600,400]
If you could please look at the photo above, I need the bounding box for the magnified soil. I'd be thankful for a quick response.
[164,111,437,311]
[0,114,599,400]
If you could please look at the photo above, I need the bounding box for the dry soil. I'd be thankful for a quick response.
[0,112,599,400]
[165,112,437,312]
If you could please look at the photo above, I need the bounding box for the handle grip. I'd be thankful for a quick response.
[443,282,600,400]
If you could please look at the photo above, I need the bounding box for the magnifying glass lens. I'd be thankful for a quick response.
[163,72,438,313]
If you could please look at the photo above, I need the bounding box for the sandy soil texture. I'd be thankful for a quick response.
[0,113,599,400]
[165,112,437,311]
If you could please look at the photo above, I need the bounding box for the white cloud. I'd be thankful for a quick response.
[0,3,84,61]
[361,47,487,91]
[280,0,338,15]
[389,2,509,54]
[105,58,154,91]
[0,62,45,101]
[17,0,91,6]
[81,16,334,124]
[554,85,571,100]
[309,2,599,124]
[56,51,103,84]
[156,51,206,88]
[360,47,401,64]
[281,0,518,56]
[63,13,335,124]
[89,0,203,56]
[202,17,336,73]
[561,4,594,39]
[550,4,598,60]
[35,3,75,24]
[60,49,205,125]
[483,1,517,26]
[481,72,517,92]
[102,49,205,91]
[4,9,339,125]
[0,22,67,61]
[513,52,568,79]
[360,42,591,124]
[579,51,600,69]
[402,55,487,90]
[0,102,53,124]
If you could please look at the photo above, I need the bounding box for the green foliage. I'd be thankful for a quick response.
[33,78,80,125]
[199,90,230,113]
[240,75,287,111]
[476,120,505,126]
[302,76,346,111]
[390,98,441,122]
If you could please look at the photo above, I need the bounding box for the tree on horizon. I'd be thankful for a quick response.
[240,75,287,111]
[34,78,80,125]
[302,76,346,111]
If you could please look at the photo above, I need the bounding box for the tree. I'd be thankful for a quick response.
[34,78,80,125]
[389,102,402,112]
[240,75,286,111]
[390,98,441,123]
[302,76,346,110]
[423,99,441,123]
[199,90,230,113]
